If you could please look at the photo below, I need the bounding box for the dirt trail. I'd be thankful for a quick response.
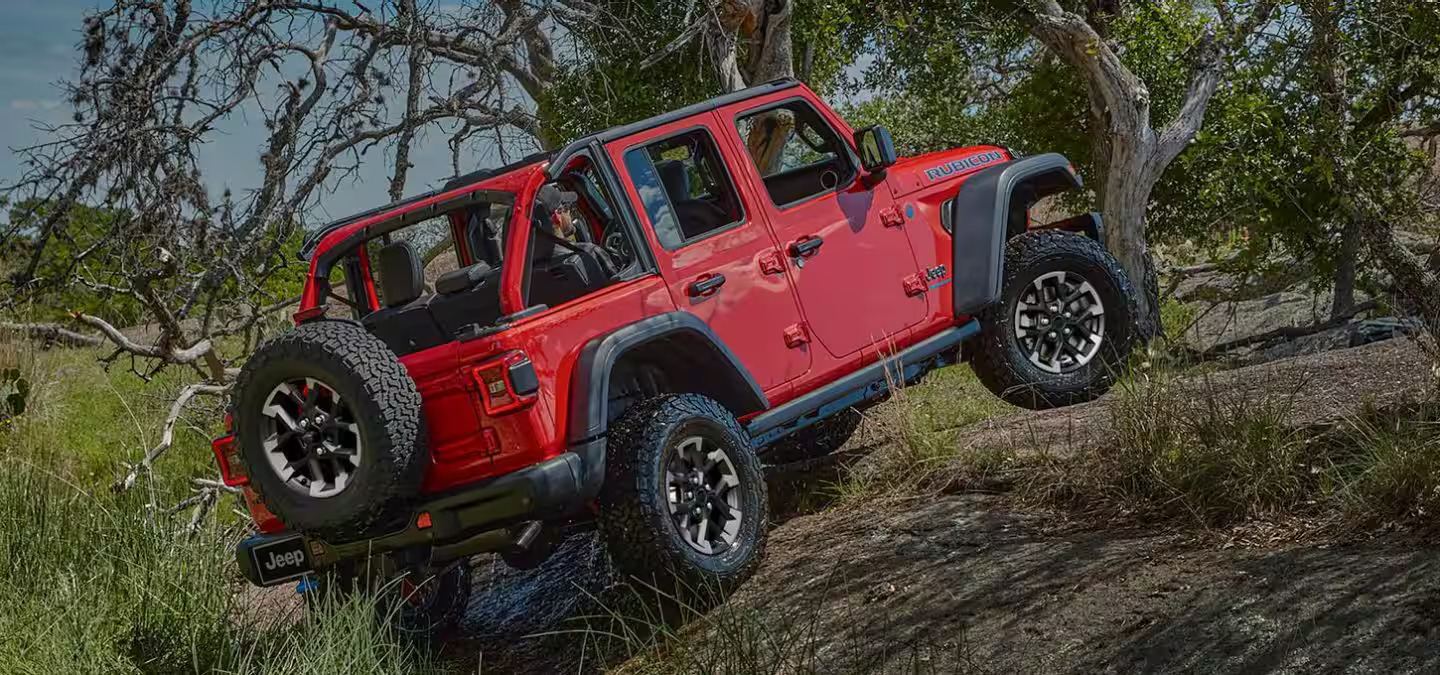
[957,338,1429,456]
[432,340,1438,672]
[729,495,1440,674]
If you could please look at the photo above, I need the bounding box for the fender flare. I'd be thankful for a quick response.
[946,153,1083,317]
[567,308,766,427]
[566,312,767,498]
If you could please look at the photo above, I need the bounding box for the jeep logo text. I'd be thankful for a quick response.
[263,550,305,571]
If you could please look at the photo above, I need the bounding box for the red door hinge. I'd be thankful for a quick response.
[759,250,786,275]
[903,274,927,296]
[881,206,905,228]
[783,323,810,348]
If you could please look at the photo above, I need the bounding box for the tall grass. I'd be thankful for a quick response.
[1031,375,1322,525]
[0,340,438,674]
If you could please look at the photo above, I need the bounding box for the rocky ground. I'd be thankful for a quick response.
[418,337,1440,674]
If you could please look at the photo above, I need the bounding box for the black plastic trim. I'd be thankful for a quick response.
[946,153,1080,317]
[567,311,767,446]
[234,451,586,586]
[508,357,539,396]
[746,322,977,446]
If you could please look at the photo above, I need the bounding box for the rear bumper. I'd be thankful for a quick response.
[235,450,591,587]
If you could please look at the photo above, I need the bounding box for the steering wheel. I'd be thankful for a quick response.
[601,225,633,266]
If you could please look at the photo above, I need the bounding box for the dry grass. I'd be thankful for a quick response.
[838,344,1440,536]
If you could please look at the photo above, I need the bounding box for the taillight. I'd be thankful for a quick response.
[469,350,538,416]
[211,435,249,487]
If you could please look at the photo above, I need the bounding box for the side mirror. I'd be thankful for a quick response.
[855,125,897,173]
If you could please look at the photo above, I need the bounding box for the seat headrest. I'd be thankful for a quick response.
[655,159,691,202]
[376,240,424,308]
[435,261,493,295]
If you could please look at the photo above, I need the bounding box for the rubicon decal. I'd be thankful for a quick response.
[924,151,1005,181]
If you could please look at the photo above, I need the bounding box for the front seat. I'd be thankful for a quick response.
[526,208,594,309]
[359,240,446,356]
[655,159,731,240]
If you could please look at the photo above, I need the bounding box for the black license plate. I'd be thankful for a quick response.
[250,535,312,585]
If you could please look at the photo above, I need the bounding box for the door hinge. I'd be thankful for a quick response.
[881,206,905,228]
[759,250,786,275]
[783,323,810,348]
[903,274,927,297]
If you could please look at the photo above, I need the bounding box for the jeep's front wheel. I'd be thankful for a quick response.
[970,229,1138,409]
[598,394,769,596]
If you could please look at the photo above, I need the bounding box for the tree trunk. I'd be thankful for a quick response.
[1331,217,1361,319]
[708,0,794,92]
[1024,0,1239,341]
[1098,151,1160,336]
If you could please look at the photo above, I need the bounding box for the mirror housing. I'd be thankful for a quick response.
[855,125,898,174]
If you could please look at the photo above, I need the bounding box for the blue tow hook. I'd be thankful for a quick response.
[295,577,319,595]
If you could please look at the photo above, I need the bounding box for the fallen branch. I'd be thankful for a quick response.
[114,382,230,492]
[73,311,217,366]
[171,477,241,534]
[0,322,104,348]
[1200,299,1379,357]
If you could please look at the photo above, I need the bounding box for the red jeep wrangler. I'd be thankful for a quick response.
[213,78,1136,630]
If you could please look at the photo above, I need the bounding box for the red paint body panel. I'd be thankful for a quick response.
[711,91,930,362]
[403,277,675,493]
[604,113,811,397]
[244,82,1026,529]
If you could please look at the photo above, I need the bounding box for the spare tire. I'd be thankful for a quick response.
[231,320,426,541]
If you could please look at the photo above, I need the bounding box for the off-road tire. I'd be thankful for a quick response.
[763,408,863,463]
[597,394,769,596]
[970,230,1138,409]
[231,320,426,541]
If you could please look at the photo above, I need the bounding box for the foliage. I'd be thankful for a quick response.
[539,2,720,144]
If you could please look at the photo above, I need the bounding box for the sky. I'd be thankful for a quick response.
[0,0,532,225]
[0,1,90,185]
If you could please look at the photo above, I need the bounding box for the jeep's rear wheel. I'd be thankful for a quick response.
[232,321,426,541]
[970,230,1138,409]
[598,394,768,596]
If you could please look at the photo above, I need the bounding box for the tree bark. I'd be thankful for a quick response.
[1331,218,1361,318]
[1022,0,1263,340]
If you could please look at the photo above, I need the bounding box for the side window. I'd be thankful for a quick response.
[734,101,856,208]
[623,129,744,250]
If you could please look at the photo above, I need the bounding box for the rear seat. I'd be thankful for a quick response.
[360,242,506,356]
[428,262,504,337]
[360,241,447,356]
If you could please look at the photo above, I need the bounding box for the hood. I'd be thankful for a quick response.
[885,145,1012,199]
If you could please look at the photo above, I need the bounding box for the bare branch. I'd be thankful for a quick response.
[113,382,229,492]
